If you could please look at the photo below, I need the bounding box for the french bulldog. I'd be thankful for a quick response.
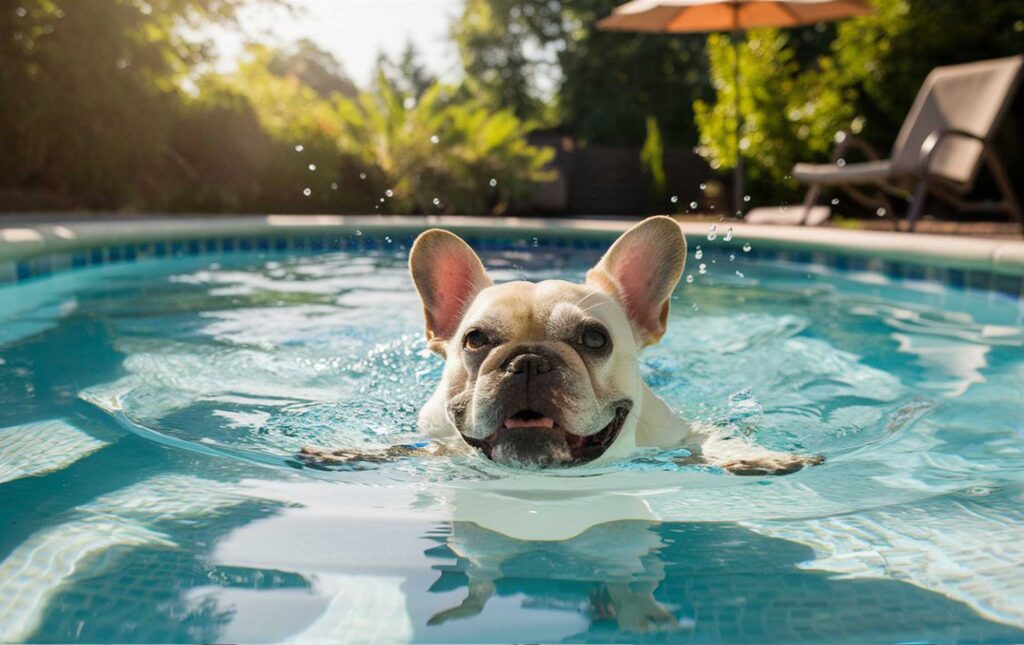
[401,216,822,474]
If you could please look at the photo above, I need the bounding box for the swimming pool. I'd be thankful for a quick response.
[1,219,1023,643]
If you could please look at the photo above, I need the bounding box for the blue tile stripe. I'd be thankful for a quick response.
[0,233,1020,300]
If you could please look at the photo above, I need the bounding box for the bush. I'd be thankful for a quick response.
[335,74,555,215]
[693,0,1024,209]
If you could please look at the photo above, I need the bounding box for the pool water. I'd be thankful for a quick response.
[1,237,1023,643]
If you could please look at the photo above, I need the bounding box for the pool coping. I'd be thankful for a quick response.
[1,214,1023,277]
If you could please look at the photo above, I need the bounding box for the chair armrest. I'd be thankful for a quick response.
[831,131,884,164]
[917,128,985,177]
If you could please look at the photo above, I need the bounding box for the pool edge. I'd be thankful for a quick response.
[0,214,1022,278]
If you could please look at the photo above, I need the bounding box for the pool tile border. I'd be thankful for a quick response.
[0,215,1019,301]
[1,227,1021,301]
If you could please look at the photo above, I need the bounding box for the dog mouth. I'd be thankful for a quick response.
[461,403,632,467]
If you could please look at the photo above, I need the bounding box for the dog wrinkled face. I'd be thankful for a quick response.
[444,281,638,468]
[409,217,686,469]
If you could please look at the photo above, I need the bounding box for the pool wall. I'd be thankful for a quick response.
[1,215,1022,299]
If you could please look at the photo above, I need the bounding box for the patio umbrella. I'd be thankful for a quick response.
[597,0,872,215]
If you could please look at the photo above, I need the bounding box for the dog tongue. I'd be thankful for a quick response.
[504,415,555,429]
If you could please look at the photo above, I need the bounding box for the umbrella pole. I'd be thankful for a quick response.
[731,28,744,217]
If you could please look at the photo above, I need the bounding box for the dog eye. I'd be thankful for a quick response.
[580,327,608,350]
[463,329,490,350]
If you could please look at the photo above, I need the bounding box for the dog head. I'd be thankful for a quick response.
[409,217,686,468]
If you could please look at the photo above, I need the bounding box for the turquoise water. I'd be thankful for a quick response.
[1,237,1023,643]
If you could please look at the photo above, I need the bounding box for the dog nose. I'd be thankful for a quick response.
[505,353,552,376]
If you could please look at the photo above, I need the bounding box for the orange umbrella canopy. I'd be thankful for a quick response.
[597,0,871,32]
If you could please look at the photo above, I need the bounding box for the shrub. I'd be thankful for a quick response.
[335,74,555,215]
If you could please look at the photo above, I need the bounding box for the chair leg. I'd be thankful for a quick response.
[984,147,1024,233]
[798,184,821,226]
[905,180,929,232]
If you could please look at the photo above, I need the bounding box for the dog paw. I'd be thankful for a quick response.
[296,443,431,470]
[616,606,679,633]
[602,584,682,634]
[427,581,495,625]
[611,595,679,633]
[721,453,824,476]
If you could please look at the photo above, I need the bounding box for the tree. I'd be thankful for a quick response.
[694,0,1024,205]
[374,41,436,100]
[269,38,358,99]
[335,73,555,215]
[0,0,274,208]
[179,44,377,213]
[452,0,711,147]
[452,0,556,124]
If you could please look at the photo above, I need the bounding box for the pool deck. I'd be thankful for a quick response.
[0,214,1023,277]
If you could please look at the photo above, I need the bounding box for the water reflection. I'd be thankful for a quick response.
[419,518,1024,643]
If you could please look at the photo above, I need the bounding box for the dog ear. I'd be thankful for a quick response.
[587,216,686,346]
[409,229,492,353]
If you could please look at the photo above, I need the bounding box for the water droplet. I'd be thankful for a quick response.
[831,198,840,206]
[742,243,752,252]
[308,164,316,171]
[698,263,707,274]
[836,158,846,167]
[15,7,27,18]
[723,228,734,242]
[379,197,385,203]
[359,172,367,180]
[876,207,887,217]
[302,187,311,197]
[686,274,694,284]
[430,135,440,144]
[531,237,539,247]
[707,224,717,241]
[295,144,304,152]
[384,236,393,244]
[735,270,745,278]
[330,182,338,190]
[689,201,698,210]
[670,195,679,204]
[694,247,703,260]
[385,189,394,197]
[403,96,416,110]
[699,183,707,191]
[489,178,498,187]
[729,253,735,261]
[742,195,751,203]
[432,197,441,207]
[355,230,363,236]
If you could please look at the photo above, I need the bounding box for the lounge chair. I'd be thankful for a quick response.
[791,55,1024,231]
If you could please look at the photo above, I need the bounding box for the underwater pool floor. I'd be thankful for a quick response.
[1,241,1023,643]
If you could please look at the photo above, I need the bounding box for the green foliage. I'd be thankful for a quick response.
[269,39,358,99]
[374,41,436,100]
[452,0,554,125]
[0,1,555,214]
[694,0,1024,203]
[0,0,270,208]
[694,30,855,197]
[452,0,711,146]
[640,115,666,198]
[176,46,372,213]
[335,73,555,215]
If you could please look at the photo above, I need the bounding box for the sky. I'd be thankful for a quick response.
[215,0,466,87]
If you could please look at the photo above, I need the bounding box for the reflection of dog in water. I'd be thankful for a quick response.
[427,521,686,634]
